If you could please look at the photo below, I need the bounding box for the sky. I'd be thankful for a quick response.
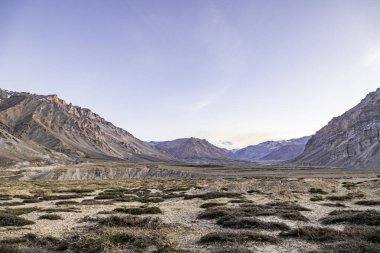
[1,0,380,149]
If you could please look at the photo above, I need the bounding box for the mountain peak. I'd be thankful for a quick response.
[0,89,170,162]
[150,137,233,161]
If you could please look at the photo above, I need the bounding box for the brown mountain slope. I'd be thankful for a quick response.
[295,88,380,168]
[150,137,234,162]
[0,89,171,162]
[0,123,69,165]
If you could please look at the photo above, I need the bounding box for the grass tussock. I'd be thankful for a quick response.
[198,202,310,222]
[108,232,150,249]
[320,210,380,226]
[326,192,366,201]
[0,207,39,216]
[114,206,162,215]
[216,217,290,231]
[0,213,34,227]
[200,202,226,208]
[229,199,253,204]
[0,194,12,200]
[42,207,80,213]
[321,203,347,208]
[53,188,95,194]
[80,199,114,205]
[310,196,324,202]
[247,189,263,194]
[40,194,87,201]
[355,200,380,206]
[280,226,346,242]
[184,192,242,200]
[199,231,278,244]
[309,188,328,194]
[96,215,162,229]
[55,200,80,205]
[309,241,380,253]
[263,202,311,211]
[38,214,63,220]
[0,202,25,207]
[198,207,235,220]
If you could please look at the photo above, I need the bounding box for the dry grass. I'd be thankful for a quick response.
[200,202,226,208]
[216,216,290,231]
[280,226,346,242]
[38,214,63,220]
[0,213,34,226]
[355,200,380,206]
[114,206,162,215]
[199,231,278,244]
[320,210,380,226]
[184,192,242,200]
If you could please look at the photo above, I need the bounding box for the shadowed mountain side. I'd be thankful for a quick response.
[295,88,380,168]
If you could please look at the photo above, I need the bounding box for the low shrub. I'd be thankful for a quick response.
[114,206,162,215]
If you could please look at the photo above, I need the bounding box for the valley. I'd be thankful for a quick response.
[0,169,379,253]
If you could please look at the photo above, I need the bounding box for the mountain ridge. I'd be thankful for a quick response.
[0,89,172,163]
[150,137,235,162]
[295,88,380,168]
[230,136,310,161]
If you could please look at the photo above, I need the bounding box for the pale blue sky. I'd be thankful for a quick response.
[1,0,380,148]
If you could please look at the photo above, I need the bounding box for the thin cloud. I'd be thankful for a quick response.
[192,85,230,111]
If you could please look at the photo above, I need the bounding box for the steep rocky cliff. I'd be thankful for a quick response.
[295,88,380,168]
[0,89,171,162]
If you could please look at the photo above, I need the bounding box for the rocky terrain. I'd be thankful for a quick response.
[0,89,172,164]
[0,124,69,166]
[230,136,310,161]
[295,88,380,168]
[150,138,234,162]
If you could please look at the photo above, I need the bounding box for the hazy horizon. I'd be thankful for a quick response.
[1,0,380,148]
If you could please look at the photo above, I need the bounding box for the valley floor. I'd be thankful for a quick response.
[0,165,379,252]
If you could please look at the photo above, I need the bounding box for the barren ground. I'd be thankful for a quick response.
[0,164,379,252]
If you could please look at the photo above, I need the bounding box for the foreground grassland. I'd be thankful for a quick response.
[0,173,379,252]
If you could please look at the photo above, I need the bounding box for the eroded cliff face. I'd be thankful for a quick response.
[0,89,171,162]
[36,166,199,180]
[295,88,380,168]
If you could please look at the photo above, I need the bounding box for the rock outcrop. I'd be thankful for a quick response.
[295,88,380,168]
[0,89,171,162]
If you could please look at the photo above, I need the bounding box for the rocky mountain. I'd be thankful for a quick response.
[150,137,234,162]
[231,136,310,161]
[0,88,171,163]
[0,123,69,165]
[295,88,380,168]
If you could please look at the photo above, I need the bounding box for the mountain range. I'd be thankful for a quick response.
[1,87,380,168]
[229,136,310,161]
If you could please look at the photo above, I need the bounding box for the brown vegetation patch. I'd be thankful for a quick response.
[199,231,278,244]
[320,210,380,226]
